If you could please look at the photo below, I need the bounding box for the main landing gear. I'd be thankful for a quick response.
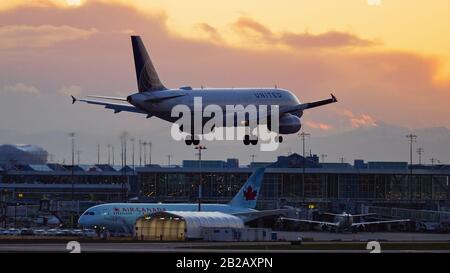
[242,135,283,145]
[184,134,200,146]
[243,135,258,145]
[183,133,284,146]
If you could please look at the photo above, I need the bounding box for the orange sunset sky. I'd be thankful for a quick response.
[0,0,449,163]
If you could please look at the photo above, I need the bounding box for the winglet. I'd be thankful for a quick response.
[331,93,337,102]
[71,95,77,104]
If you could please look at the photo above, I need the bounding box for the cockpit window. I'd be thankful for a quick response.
[84,211,95,216]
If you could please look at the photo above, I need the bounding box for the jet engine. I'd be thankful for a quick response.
[278,113,302,134]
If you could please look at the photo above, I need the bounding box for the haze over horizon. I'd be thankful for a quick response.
[0,0,449,165]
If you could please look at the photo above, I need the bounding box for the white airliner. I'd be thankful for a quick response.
[78,168,287,233]
[280,212,410,233]
[72,36,337,145]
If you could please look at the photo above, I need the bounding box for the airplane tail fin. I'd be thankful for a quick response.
[131,36,167,92]
[228,168,265,209]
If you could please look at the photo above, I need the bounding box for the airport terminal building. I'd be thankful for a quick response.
[1,153,449,213]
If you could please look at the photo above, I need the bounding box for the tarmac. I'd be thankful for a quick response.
[0,232,449,253]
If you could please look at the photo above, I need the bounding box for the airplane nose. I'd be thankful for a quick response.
[77,215,89,228]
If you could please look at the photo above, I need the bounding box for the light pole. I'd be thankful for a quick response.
[430,158,440,167]
[416,147,424,165]
[195,145,207,211]
[112,146,115,166]
[406,134,417,200]
[321,154,328,163]
[139,139,142,167]
[250,154,256,164]
[107,144,111,165]
[76,150,81,165]
[143,142,148,165]
[97,144,100,165]
[298,131,310,201]
[131,138,135,169]
[68,132,75,228]
[167,154,173,166]
[148,142,152,165]
[121,132,128,202]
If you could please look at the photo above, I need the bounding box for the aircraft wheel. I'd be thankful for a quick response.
[278,136,283,143]
[243,135,250,145]
[185,137,193,145]
[192,136,200,146]
[250,138,258,145]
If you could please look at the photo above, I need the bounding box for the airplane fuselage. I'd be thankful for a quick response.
[334,214,354,230]
[127,88,302,124]
[78,203,255,232]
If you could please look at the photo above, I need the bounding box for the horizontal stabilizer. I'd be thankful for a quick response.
[87,95,127,101]
[72,96,146,114]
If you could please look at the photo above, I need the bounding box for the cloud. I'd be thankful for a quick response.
[0,0,83,11]
[304,120,333,130]
[0,24,97,49]
[233,17,273,37]
[0,1,448,132]
[232,17,376,49]
[119,28,136,35]
[59,85,82,96]
[280,31,377,49]
[0,83,41,95]
[0,1,448,164]
[342,109,378,128]
[197,23,223,42]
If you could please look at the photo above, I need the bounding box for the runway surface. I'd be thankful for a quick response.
[0,232,449,253]
[1,242,450,253]
[282,231,450,242]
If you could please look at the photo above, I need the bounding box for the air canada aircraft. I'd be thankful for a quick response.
[78,168,287,233]
[72,36,337,145]
[280,212,410,233]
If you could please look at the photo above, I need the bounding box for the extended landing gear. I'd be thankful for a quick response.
[184,135,200,146]
[243,135,258,145]
[242,135,284,145]
[276,135,283,143]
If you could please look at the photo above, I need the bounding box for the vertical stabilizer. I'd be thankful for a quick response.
[131,36,166,92]
[228,168,265,209]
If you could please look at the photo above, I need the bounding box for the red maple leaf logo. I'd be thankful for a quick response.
[243,186,257,200]
[114,207,120,212]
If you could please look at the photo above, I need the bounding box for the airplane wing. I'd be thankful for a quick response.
[278,217,339,227]
[232,209,290,223]
[320,212,344,217]
[351,219,410,227]
[351,213,377,217]
[71,96,146,114]
[232,93,338,124]
[280,93,338,114]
